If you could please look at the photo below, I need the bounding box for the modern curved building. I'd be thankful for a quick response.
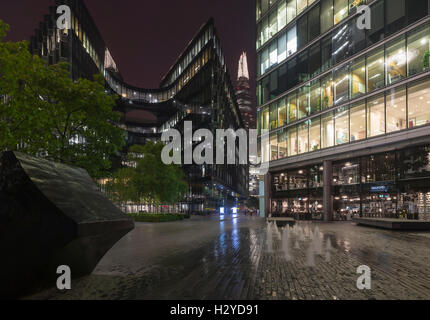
[256,0,430,221]
[30,0,248,214]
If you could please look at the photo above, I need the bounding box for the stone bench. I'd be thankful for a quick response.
[353,217,430,231]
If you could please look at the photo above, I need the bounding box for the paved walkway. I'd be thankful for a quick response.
[29,215,430,300]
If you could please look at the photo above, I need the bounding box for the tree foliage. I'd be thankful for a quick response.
[0,20,125,178]
[106,142,188,208]
[130,142,188,206]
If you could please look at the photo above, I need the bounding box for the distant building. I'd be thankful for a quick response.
[235,52,255,131]
[235,52,259,198]
[30,0,248,215]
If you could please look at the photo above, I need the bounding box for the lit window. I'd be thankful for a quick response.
[386,86,407,133]
[367,95,385,137]
[408,78,430,128]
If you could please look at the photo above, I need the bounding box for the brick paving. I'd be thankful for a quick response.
[29,216,430,300]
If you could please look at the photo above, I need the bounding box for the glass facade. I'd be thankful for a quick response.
[259,0,430,222]
[272,146,430,221]
[257,17,430,162]
[264,76,430,159]
[257,1,430,99]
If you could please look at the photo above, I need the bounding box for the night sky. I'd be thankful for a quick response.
[0,0,256,103]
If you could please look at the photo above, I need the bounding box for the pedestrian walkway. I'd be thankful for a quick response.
[28,216,430,300]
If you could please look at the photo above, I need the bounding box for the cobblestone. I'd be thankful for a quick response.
[29,216,430,300]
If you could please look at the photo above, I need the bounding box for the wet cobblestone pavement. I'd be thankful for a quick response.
[29,215,430,300]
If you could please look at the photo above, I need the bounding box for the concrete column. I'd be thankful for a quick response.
[323,160,333,222]
[264,172,272,218]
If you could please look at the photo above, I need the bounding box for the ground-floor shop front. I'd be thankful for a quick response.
[269,145,430,221]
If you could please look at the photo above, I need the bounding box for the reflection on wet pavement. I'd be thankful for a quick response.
[29,216,430,300]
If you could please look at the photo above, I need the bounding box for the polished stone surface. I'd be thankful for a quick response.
[28,215,430,300]
[0,152,134,298]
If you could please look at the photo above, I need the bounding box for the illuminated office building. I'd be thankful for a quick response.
[256,0,430,220]
[30,0,247,214]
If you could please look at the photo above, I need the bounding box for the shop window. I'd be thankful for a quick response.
[335,106,349,145]
[309,117,321,151]
[278,98,287,127]
[270,133,279,160]
[386,86,407,133]
[298,122,309,154]
[321,0,334,34]
[262,106,270,130]
[298,85,310,119]
[310,80,322,114]
[386,36,406,85]
[334,64,350,105]
[278,129,288,159]
[367,94,386,137]
[350,102,366,142]
[288,92,298,123]
[288,126,298,156]
[270,102,278,130]
[407,24,430,76]
[321,74,334,109]
[408,77,430,128]
[322,111,335,148]
[333,160,360,185]
[398,146,430,179]
[289,169,308,190]
[287,0,297,24]
[334,0,348,25]
[367,48,385,92]
[351,58,366,99]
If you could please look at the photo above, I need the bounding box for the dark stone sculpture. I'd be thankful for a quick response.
[0,151,134,299]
